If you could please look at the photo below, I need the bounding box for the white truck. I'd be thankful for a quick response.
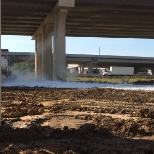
[103,66,134,76]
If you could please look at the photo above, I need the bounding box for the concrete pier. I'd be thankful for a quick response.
[43,24,53,80]
[34,0,75,80]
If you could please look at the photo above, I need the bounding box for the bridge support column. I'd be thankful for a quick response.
[35,34,43,80]
[82,66,85,74]
[80,66,85,74]
[150,66,154,75]
[88,63,93,74]
[134,66,140,75]
[79,66,85,74]
[34,0,75,81]
[52,0,75,80]
[79,66,83,74]
[43,24,53,80]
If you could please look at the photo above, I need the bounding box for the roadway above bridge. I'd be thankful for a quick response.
[2,0,154,38]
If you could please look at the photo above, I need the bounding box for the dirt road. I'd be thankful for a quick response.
[0,87,154,154]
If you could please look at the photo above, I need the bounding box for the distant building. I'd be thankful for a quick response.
[1,49,9,56]
[1,49,9,53]
[1,49,9,51]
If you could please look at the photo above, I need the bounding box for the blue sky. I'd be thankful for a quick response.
[1,35,154,57]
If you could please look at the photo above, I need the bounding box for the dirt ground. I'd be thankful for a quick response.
[0,86,154,154]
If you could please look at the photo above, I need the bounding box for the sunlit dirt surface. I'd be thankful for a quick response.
[0,87,154,154]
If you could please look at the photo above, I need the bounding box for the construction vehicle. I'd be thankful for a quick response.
[1,56,15,80]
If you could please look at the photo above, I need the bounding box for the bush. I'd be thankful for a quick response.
[13,63,34,74]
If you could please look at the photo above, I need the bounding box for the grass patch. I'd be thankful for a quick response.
[67,75,154,84]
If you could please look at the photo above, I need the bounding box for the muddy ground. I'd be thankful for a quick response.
[0,86,154,154]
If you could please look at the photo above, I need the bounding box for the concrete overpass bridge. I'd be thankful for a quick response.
[2,0,154,80]
[2,51,154,74]
[1,0,154,126]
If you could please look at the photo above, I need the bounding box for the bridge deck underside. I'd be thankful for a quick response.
[2,0,154,38]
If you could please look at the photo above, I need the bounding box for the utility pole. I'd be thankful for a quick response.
[99,46,100,55]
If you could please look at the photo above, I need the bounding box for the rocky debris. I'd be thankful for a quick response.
[63,150,79,154]
[137,108,154,119]
[2,144,20,154]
